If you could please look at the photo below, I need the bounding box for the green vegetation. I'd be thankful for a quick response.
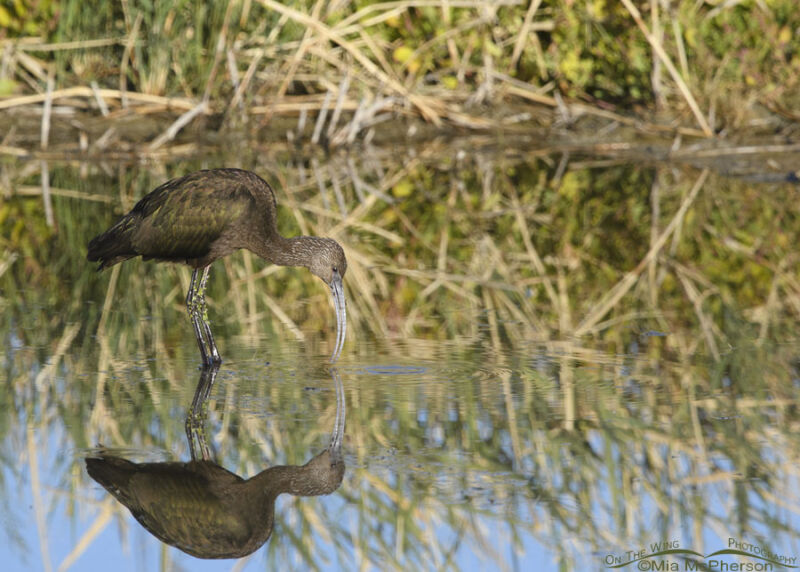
[2,1,800,568]
[1,0,799,138]
[3,143,800,360]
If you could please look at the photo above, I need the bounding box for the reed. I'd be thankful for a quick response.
[2,0,798,152]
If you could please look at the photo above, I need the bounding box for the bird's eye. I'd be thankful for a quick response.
[332,266,338,272]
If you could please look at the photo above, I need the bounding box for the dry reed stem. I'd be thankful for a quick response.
[650,0,664,106]
[508,181,559,310]
[568,105,705,138]
[477,233,543,333]
[346,158,395,203]
[338,212,406,246]
[294,110,309,140]
[648,178,660,306]
[556,265,572,334]
[0,86,197,111]
[675,267,719,360]
[327,190,381,235]
[312,157,331,212]
[271,0,326,120]
[494,70,711,137]
[440,0,459,78]
[0,145,29,157]
[383,266,515,294]
[222,250,305,342]
[27,422,53,572]
[33,323,80,392]
[261,291,306,340]
[402,15,488,76]
[57,500,114,572]
[15,49,48,85]
[0,253,18,291]
[341,251,388,336]
[511,0,544,70]
[137,143,201,160]
[257,0,444,125]
[310,89,333,144]
[119,13,142,109]
[756,268,780,344]
[9,37,125,52]
[327,73,352,140]
[147,101,208,151]
[335,0,521,30]
[226,48,241,105]
[496,284,546,336]
[40,72,53,150]
[228,49,263,113]
[90,81,110,116]
[243,251,258,339]
[671,142,800,158]
[202,0,237,104]
[438,275,483,305]
[358,28,397,83]
[330,166,348,217]
[574,168,709,337]
[96,264,120,342]
[39,160,54,227]
[671,13,689,80]
[560,355,576,431]
[619,0,711,136]
[500,365,522,464]
[89,127,116,153]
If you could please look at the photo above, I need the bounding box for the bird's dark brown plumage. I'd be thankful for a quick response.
[85,366,347,559]
[87,168,347,364]
[85,450,344,559]
[88,169,279,270]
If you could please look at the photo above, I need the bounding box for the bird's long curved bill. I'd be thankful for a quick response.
[329,272,347,363]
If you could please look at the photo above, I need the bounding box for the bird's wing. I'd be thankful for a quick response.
[131,173,256,261]
[126,464,253,557]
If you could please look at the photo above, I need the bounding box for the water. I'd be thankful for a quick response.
[2,146,799,571]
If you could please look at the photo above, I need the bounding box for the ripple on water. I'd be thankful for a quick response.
[357,365,428,376]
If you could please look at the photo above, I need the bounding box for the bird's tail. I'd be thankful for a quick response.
[87,215,138,270]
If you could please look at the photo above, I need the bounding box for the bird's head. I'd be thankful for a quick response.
[307,238,347,286]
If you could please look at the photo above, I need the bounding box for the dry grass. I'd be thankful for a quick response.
[5,0,794,156]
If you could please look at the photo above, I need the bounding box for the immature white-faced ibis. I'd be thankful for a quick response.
[85,367,346,559]
[87,168,347,365]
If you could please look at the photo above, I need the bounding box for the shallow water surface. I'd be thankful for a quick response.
[2,150,799,571]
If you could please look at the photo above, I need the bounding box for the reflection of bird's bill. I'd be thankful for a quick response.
[329,367,345,459]
[329,272,347,363]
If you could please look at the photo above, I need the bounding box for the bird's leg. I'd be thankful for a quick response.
[197,266,221,365]
[187,268,212,367]
[185,363,219,461]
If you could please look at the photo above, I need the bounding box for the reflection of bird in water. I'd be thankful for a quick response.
[86,367,346,559]
[87,168,347,366]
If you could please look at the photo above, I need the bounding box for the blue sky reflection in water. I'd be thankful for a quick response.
[3,155,800,571]
[4,335,799,571]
